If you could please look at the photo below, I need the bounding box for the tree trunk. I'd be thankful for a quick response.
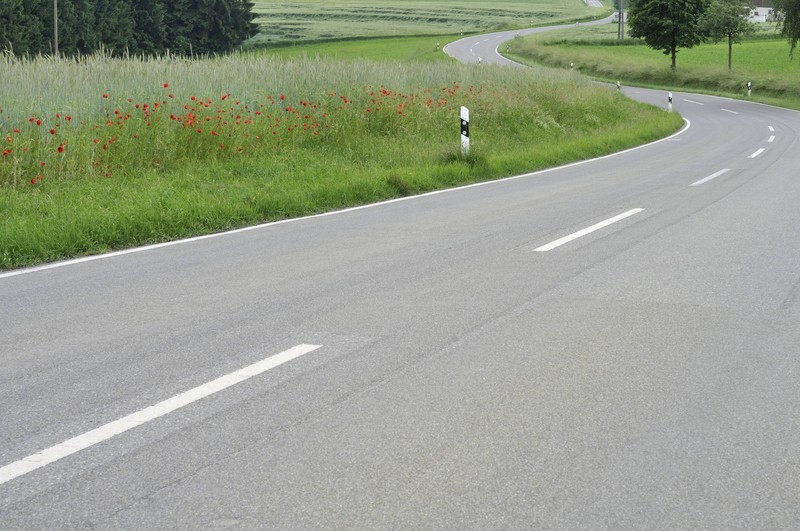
[728,34,733,70]
[671,47,677,71]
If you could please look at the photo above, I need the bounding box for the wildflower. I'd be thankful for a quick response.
[50,129,56,135]
[57,144,65,153]
[163,83,169,88]
[103,93,109,99]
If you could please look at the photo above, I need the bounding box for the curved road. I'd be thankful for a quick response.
[2,20,800,530]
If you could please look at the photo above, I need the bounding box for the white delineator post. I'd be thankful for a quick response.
[747,81,752,97]
[460,106,470,156]
[668,91,673,112]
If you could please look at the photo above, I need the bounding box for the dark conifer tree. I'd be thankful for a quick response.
[132,0,167,55]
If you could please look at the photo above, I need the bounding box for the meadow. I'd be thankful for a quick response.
[257,34,458,62]
[506,22,800,108]
[0,3,685,271]
[248,0,608,46]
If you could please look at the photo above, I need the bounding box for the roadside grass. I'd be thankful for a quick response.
[505,22,800,109]
[248,0,608,47]
[0,51,682,270]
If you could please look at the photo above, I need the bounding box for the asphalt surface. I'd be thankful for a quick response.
[2,21,800,530]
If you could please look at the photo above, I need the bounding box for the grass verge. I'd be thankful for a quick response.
[1,52,682,271]
[505,22,800,110]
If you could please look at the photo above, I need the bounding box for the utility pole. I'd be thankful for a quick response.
[54,0,59,55]
[618,0,624,40]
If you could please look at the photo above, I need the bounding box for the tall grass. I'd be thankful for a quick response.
[0,51,682,270]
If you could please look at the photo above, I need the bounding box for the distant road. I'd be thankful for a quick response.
[3,17,800,529]
[444,14,614,65]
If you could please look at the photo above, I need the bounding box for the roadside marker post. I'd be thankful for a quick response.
[668,91,673,112]
[460,106,470,156]
[747,81,752,97]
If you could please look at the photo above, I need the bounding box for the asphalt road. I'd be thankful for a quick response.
[2,22,800,530]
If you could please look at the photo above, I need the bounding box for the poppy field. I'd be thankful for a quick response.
[0,52,682,270]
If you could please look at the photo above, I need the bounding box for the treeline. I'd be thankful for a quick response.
[0,0,259,56]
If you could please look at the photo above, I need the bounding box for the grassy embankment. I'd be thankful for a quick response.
[506,22,800,109]
[0,3,680,271]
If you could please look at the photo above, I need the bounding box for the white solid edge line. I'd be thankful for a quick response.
[749,148,766,159]
[691,168,730,186]
[534,208,645,252]
[0,119,692,281]
[0,344,322,486]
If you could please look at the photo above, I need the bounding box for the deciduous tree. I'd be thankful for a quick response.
[628,0,709,70]
[701,0,754,69]
[774,0,800,55]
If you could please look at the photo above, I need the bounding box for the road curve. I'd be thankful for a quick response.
[2,20,800,530]
[444,15,614,66]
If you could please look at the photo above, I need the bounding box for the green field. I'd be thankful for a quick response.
[249,0,609,46]
[506,22,800,107]
[259,35,459,61]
